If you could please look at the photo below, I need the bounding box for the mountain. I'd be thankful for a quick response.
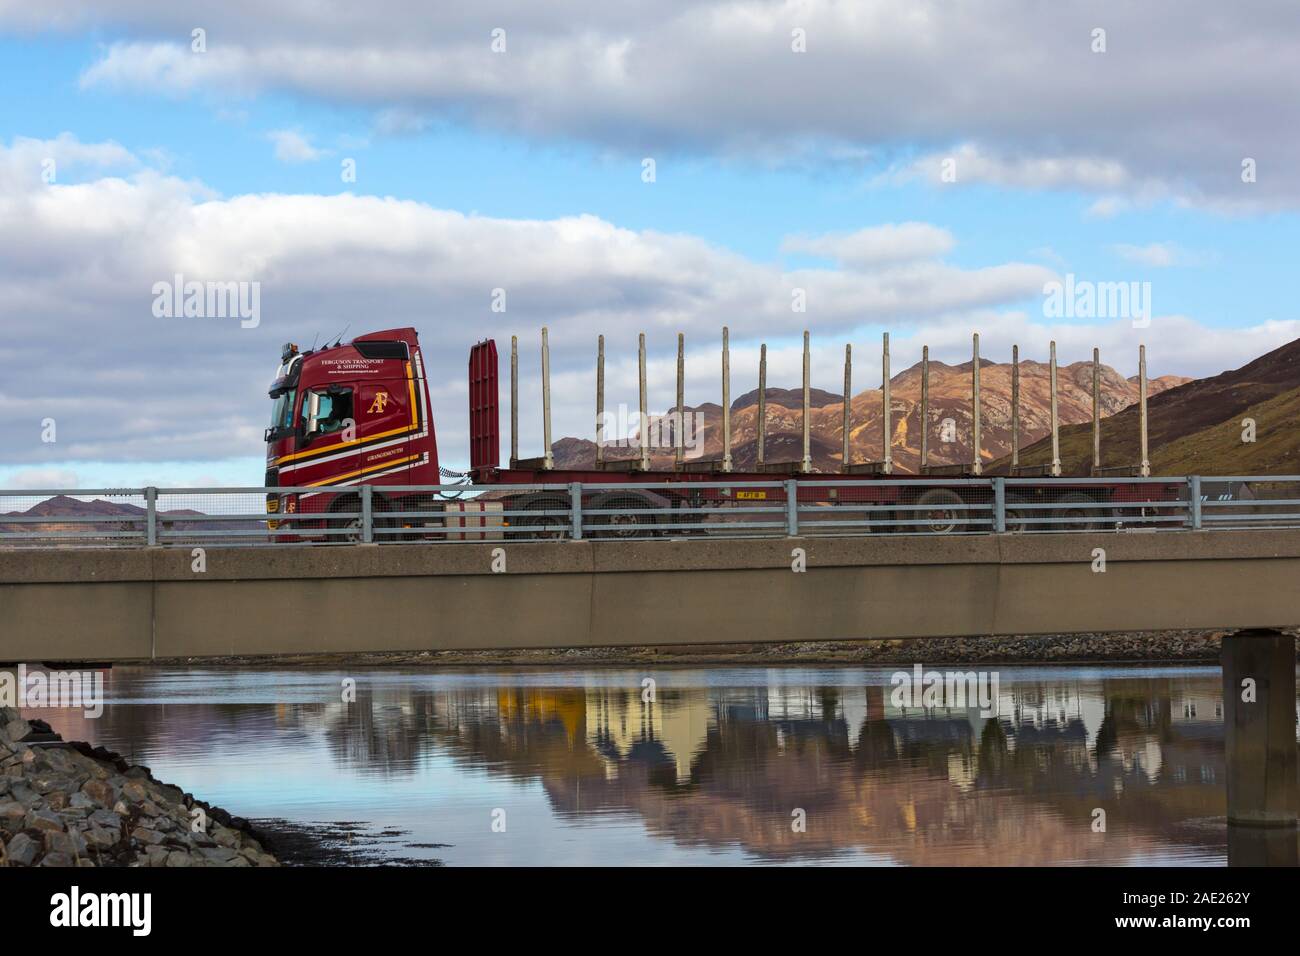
[0,494,258,540]
[554,357,1189,472]
[996,337,1300,475]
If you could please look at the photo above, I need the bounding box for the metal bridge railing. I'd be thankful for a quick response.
[0,476,1292,548]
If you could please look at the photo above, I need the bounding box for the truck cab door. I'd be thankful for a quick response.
[295,386,360,488]
[355,380,416,483]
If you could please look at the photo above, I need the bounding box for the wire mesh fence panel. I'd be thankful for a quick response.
[794,482,899,536]
[9,476,1300,548]
[1200,478,1300,530]
[887,481,996,535]
[374,484,569,542]
[1003,478,1189,533]
[0,490,148,547]
[155,490,276,546]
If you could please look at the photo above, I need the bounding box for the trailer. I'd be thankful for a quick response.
[263,326,1183,543]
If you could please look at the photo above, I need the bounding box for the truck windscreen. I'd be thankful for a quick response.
[269,389,296,432]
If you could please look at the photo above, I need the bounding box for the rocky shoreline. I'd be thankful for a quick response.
[0,706,279,868]
[152,629,1298,669]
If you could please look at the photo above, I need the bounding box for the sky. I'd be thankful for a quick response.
[1,1,1298,488]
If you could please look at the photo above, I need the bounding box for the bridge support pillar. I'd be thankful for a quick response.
[1221,628,1297,830]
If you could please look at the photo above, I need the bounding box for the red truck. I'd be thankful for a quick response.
[264,327,1183,541]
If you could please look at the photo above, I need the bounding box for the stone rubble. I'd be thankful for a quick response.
[0,706,279,868]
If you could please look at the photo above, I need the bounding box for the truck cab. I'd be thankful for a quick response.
[265,328,438,537]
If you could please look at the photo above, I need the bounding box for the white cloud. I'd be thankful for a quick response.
[1111,242,1209,268]
[2,467,81,489]
[0,134,1295,472]
[22,0,1294,209]
[1113,243,1176,267]
[887,145,1135,192]
[268,128,325,163]
[782,223,954,268]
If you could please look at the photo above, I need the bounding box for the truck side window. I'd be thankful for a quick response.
[302,388,354,435]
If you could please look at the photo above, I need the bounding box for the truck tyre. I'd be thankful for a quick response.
[911,488,965,534]
[587,492,661,539]
[505,496,568,540]
[1005,492,1033,533]
[1052,492,1107,531]
[327,495,364,544]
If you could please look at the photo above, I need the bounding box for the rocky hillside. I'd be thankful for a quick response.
[555,357,1188,472]
[998,336,1300,475]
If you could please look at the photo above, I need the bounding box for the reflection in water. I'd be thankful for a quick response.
[21,666,1300,866]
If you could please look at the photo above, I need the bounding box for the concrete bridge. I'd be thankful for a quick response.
[1,527,1296,830]
[4,528,1300,660]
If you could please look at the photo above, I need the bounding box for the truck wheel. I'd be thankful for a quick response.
[1052,492,1107,531]
[505,497,568,540]
[1005,493,1033,533]
[327,496,364,544]
[911,488,964,534]
[587,494,659,539]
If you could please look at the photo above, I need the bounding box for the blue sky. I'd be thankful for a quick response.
[2,2,1298,487]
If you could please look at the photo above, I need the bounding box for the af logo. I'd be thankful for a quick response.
[368,391,390,414]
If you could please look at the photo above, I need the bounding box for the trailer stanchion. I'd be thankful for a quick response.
[542,327,554,470]
[510,335,519,468]
[757,344,767,467]
[785,479,799,536]
[1049,340,1062,477]
[801,331,812,473]
[882,332,892,474]
[638,332,650,471]
[842,344,852,468]
[1010,345,1019,469]
[920,345,929,470]
[1139,344,1151,477]
[971,332,981,476]
[675,333,685,468]
[722,327,733,473]
[570,482,584,540]
[1091,347,1101,473]
[596,335,605,466]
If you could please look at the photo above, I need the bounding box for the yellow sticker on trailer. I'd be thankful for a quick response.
[736,490,768,500]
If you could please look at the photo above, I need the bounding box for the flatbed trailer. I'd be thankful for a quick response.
[264,327,1182,542]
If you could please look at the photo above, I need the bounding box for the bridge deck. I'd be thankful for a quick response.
[3,529,1299,661]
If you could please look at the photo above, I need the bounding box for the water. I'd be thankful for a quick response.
[19,664,1298,866]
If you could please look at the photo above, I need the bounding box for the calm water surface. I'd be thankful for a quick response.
[22,664,1297,866]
